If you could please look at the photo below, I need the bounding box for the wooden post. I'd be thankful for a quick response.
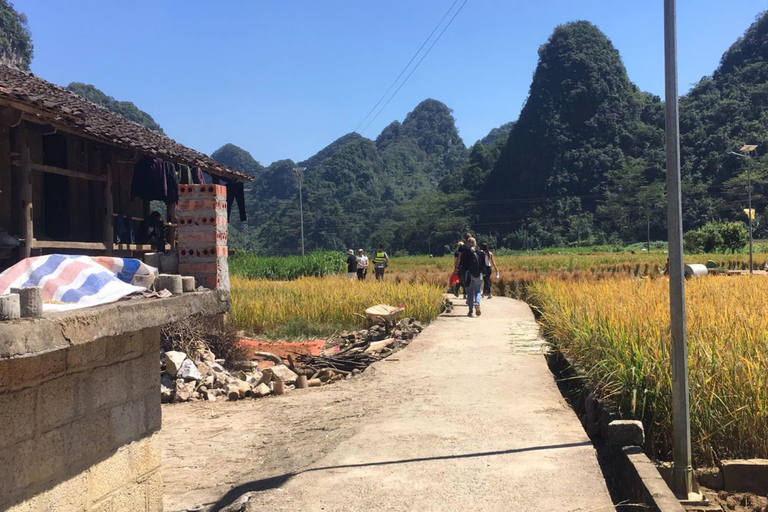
[104,162,114,255]
[20,143,32,259]
[0,125,11,232]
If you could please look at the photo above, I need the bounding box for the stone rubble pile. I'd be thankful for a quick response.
[160,318,424,403]
[335,317,423,351]
[160,339,300,403]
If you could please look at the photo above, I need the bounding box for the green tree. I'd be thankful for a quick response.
[720,221,749,253]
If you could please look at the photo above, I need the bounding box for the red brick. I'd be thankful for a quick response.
[179,262,218,274]
[176,199,217,211]
[178,246,228,260]
[178,232,219,244]
[178,184,225,196]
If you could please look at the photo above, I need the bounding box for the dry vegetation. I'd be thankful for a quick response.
[229,275,445,339]
[530,276,768,465]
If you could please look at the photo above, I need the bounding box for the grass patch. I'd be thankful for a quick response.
[230,251,346,280]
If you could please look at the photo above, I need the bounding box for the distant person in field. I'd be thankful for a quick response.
[480,242,500,298]
[372,243,389,280]
[346,249,358,280]
[356,249,369,281]
[459,237,485,318]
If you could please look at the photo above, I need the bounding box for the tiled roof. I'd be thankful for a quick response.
[0,65,253,182]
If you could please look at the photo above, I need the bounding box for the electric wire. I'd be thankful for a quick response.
[359,0,469,135]
[353,0,462,134]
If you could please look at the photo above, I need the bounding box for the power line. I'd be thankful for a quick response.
[353,0,462,134]
[358,0,469,136]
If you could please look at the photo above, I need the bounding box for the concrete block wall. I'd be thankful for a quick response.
[0,327,162,512]
[177,184,230,291]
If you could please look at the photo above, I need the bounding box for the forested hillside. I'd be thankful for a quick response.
[220,99,472,254]
[7,0,768,254]
[222,11,768,254]
[66,82,165,133]
[477,21,666,248]
[471,13,768,250]
[210,11,768,253]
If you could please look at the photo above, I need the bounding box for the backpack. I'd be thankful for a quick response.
[467,250,482,278]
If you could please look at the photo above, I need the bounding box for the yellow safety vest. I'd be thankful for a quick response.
[372,251,387,264]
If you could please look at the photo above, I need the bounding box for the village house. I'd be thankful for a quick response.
[0,63,253,512]
[0,63,253,271]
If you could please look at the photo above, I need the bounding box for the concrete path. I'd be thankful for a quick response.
[244,296,614,512]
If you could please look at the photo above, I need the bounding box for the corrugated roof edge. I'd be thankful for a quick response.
[0,64,254,182]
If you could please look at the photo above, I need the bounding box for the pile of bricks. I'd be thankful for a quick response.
[176,184,229,290]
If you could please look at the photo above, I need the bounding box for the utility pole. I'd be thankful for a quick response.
[663,0,697,499]
[747,154,754,274]
[293,167,307,256]
[728,145,757,273]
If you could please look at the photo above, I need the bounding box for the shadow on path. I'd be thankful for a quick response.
[209,441,592,511]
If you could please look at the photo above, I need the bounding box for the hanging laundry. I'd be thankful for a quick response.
[164,161,179,203]
[114,214,135,244]
[131,157,167,200]
[224,180,247,222]
[178,164,193,185]
[192,167,204,184]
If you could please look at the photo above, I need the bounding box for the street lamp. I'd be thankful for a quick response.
[727,144,757,274]
[293,167,307,256]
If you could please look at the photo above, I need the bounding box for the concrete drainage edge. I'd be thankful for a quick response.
[620,446,686,512]
[543,347,685,512]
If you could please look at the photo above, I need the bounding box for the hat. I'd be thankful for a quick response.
[358,249,364,253]
[347,249,354,254]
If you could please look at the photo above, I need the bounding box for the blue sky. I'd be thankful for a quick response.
[15,1,768,166]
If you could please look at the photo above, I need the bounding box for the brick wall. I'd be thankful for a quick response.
[0,327,162,512]
[177,184,230,291]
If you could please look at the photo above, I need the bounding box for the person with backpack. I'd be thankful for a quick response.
[459,237,485,317]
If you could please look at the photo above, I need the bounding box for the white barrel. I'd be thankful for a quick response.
[684,264,708,279]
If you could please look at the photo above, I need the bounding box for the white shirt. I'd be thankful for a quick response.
[357,255,369,267]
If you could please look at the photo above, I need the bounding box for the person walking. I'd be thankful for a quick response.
[346,249,358,280]
[356,249,369,281]
[372,244,389,280]
[480,242,500,298]
[459,237,485,317]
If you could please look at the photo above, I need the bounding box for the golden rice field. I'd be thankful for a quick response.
[529,276,768,465]
[229,274,445,338]
[229,251,768,463]
[387,252,768,281]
